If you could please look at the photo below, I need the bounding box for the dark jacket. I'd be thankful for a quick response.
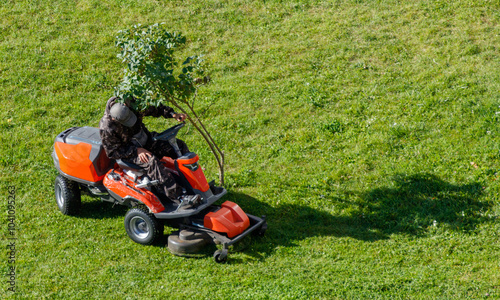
[99,97,175,160]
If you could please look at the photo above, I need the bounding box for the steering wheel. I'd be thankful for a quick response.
[152,122,185,157]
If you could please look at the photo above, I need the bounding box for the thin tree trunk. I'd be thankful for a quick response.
[158,90,225,186]
[185,102,225,165]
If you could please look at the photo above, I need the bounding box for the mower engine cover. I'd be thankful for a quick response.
[52,127,111,185]
[204,201,250,238]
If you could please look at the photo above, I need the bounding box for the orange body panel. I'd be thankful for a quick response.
[160,157,176,170]
[204,201,250,238]
[103,169,165,213]
[54,141,105,183]
[177,155,210,192]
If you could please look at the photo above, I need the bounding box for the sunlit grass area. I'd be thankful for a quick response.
[1,0,500,298]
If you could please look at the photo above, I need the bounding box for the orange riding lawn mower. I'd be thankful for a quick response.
[51,123,267,263]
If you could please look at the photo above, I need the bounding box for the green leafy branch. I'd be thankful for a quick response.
[114,23,224,185]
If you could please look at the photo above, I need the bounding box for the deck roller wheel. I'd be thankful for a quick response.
[213,249,228,263]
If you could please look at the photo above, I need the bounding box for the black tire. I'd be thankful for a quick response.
[252,219,267,237]
[54,175,81,216]
[124,206,163,245]
[258,220,267,237]
[213,249,228,263]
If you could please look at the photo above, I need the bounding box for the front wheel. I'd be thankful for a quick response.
[54,175,81,215]
[124,206,162,245]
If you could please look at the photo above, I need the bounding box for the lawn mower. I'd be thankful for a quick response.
[51,123,266,263]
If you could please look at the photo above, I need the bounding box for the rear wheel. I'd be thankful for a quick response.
[54,175,81,215]
[124,206,163,245]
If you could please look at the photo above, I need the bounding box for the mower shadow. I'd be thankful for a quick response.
[77,198,129,219]
[225,173,493,260]
[74,173,493,262]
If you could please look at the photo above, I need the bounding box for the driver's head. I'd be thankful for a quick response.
[110,103,137,127]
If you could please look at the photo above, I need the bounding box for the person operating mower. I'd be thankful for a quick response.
[53,96,267,261]
[99,96,201,207]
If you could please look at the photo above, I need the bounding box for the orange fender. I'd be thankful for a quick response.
[54,141,107,183]
[103,169,165,213]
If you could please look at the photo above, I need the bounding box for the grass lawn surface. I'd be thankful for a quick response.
[1,0,500,299]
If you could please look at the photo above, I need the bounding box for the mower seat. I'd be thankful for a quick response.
[116,159,145,177]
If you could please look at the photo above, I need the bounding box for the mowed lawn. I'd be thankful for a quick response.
[1,0,500,298]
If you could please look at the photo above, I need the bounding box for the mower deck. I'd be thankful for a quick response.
[168,213,267,262]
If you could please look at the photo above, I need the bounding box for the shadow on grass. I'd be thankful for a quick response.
[77,198,129,219]
[73,173,493,262]
[354,173,492,235]
[226,173,494,259]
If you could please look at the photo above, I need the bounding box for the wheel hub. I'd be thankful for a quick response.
[130,216,149,239]
[55,183,63,208]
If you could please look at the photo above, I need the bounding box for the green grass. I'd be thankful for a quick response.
[2,0,500,298]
